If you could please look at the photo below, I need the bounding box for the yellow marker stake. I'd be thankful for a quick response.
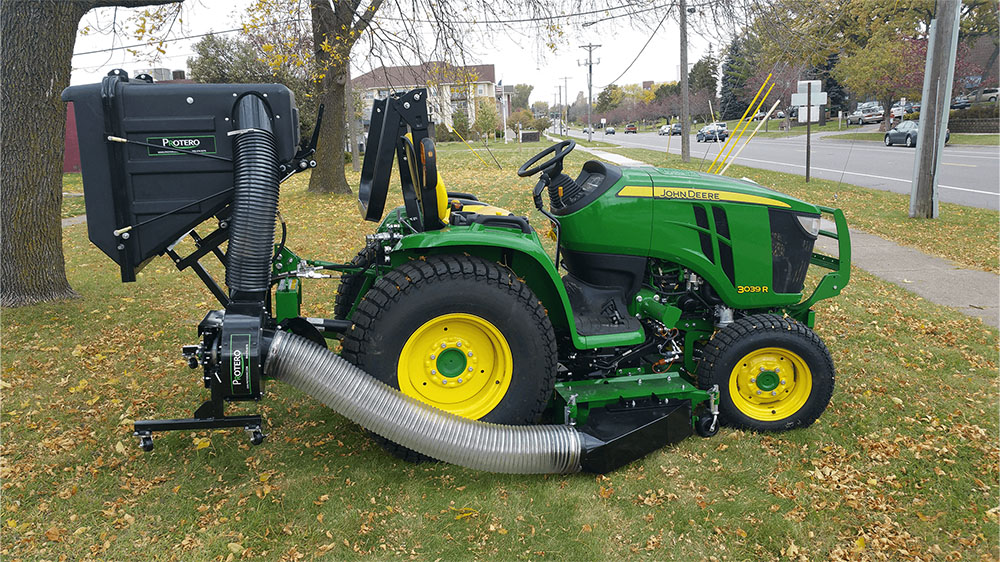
[716,82,774,174]
[448,126,492,169]
[707,73,771,173]
[720,99,781,176]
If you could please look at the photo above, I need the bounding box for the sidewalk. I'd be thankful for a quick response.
[566,139,1000,329]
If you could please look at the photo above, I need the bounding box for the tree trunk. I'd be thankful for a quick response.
[1,1,88,307]
[1,0,180,308]
[307,1,351,194]
[879,98,893,132]
[973,43,999,102]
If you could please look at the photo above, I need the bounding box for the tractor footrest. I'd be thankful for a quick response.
[577,399,692,473]
[563,274,642,337]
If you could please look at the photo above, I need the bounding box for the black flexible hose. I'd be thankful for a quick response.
[227,95,280,299]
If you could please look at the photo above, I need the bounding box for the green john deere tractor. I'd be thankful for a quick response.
[63,76,849,474]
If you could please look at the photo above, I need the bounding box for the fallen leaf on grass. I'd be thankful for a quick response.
[228,542,245,555]
[45,527,65,542]
[450,507,478,520]
[193,437,211,450]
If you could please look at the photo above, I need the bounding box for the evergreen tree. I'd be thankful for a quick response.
[689,48,719,94]
[719,38,750,119]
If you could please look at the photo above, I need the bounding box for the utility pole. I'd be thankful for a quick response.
[557,84,563,134]
[910,0,962,219]
[579,44,600,143]
[561,76,571,135]
[679,0,692,162]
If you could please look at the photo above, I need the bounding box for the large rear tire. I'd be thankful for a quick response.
[341,255,558,462]
[696,314,834,431]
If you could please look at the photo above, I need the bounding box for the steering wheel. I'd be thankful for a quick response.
[517,140,576,177]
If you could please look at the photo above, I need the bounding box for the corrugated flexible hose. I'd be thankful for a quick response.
[227,95,280,295]
[265,331,584,474]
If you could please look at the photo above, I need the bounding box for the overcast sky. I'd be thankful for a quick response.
[70,2,715,107]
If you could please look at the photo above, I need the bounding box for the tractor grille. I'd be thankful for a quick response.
[769,209,817,294]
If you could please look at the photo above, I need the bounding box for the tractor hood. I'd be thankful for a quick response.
[639,167,819,214]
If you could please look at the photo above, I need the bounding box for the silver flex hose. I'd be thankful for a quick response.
[264,331,583,474]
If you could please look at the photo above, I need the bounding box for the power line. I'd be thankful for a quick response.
[73,3,676,58]
[602,5,674,88]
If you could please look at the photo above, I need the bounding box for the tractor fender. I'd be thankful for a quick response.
[391,225,584,344]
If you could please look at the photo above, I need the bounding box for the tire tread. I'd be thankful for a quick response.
[341,255,557,462]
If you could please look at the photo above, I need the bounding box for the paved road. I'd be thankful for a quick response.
[571,127,1000,210]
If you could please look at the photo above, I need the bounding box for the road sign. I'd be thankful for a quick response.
[600,118,606,124]
[797,106,821,123]
[797,80,821,94]
[790,92,828,106]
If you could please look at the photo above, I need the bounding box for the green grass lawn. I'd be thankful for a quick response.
[5,143,997,561]
[609,147,999,274]
[61,173,86,218]
[824,132,1000,146]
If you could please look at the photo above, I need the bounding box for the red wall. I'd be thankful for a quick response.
[63,103,80,173]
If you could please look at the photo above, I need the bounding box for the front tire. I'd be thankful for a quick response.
[341,255,558,462]
[905,134,913,147]
[696,314,834,431]
[884,134,892,146]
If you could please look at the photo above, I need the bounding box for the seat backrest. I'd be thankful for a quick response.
[418,137,450,226]
[399,134,450,231]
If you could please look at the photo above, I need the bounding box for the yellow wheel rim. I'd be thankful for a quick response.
[729,347,812,421]
[398,313,513,420]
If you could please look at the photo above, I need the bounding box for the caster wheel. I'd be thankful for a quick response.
[694,411,719,437]
[139,435,154,452]
[248,428,265,446]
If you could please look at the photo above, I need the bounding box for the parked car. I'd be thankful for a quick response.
[890,102,915,118]
[883,119,949,148]
[696,125,728,142]
[625,123,638,134]
[605,126,616,135]
[847,103,884,125]
[982,88,999,102]
[583,127,594,134]
[950,96,970,110]
[671,123,683,135]
[657,124,670,135]
[752,111,767,120]
[775,110,786,119]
